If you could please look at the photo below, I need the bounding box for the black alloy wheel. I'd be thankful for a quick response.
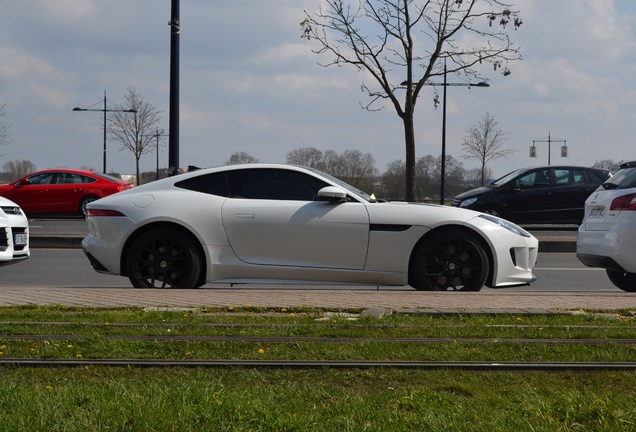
[411,230,489,291]
[126,227,203,288]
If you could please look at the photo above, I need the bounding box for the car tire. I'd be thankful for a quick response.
[80,195,100,217]
[606,270,636,292]
[410,230,489,292]
[482,207,503,218]
[126,227,203,289]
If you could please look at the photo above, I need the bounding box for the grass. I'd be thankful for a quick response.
[0,306,635,431]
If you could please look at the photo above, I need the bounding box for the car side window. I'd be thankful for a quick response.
[554,169,586,186]
[27,173,55,185]
[517,169,550,189]
[174,172,230,197]
[227,169,328,201]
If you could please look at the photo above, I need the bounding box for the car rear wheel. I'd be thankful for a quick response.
[126,227,203,289]
[606,270,636,292]
[410,230,489,292]
[80,195,99,217]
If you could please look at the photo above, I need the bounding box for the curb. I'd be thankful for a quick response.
[28,235,577,252]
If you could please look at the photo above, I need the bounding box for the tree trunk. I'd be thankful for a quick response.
[403,114,416,202]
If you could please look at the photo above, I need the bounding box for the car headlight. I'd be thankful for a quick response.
[459,197,477,207]
[478,214,531,238]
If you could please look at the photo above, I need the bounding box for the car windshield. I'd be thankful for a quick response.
[490,168,528,187]
[306,167,374,202]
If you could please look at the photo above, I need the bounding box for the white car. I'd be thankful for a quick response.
[82,164,538,290]
[578,161,636,291]
[0,196,29,267]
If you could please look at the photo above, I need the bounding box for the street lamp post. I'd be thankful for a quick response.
[403,62,489,205]
[73,90,137,173]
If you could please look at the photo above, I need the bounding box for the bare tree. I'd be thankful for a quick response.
[2,160,36,182]
[593,159,626,173]
[461,110,513,185]
[225,151,260,165]
[302,0,522,201]
[381,160,406,200]
[286,147,325,169]
[108,88,163,184]
[0,103,11,156]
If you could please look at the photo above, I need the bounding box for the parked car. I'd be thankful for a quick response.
[0,196,29,267]
[82,163,538,291]
[0,169,134,216]
[577,161,636,292]
[451,165,611,224]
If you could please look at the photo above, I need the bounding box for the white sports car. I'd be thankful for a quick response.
[0,196,29,267]
[82,164,538,290]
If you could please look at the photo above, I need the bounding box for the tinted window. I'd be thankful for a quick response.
[554,169,585,186]
[587,170,608,184]
[175,172,230,197]
[27,173,55,185]
[517,169,550,188]
[607,167,636,189]
[56,173,96,184]
[227,168,328,201]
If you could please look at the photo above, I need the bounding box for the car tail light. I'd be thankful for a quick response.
[86,209,126,217]
[610,192,636,211]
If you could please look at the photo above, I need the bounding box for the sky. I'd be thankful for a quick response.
[0,0,635,180]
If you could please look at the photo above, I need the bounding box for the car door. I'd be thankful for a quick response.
[500,168,554,223]
[51,172,93,213]
[6,172,57,213]
[220,168,370,269]
[541,168,592,223]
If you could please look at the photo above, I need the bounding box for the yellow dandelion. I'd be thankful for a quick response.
[76,354,83,359]
[183,313,189,317]
[290,313,296,317]
[516,317,522,321]
[281,308,287,312]
[45,386,53,391]
[0,345,6,350]
[258,348,265,355]
[66,344,74,349]
[30,348,37,352]
[185,351,192,356]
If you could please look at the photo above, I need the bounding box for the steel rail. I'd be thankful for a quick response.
[1,321,634,330]
[1,358,636,371]
[2,334,636,344]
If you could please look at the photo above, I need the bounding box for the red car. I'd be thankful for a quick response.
[0,169,134,216]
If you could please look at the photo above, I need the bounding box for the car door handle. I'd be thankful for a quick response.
[234,214,255,219]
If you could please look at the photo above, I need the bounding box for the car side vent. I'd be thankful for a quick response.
[509,248,517,266]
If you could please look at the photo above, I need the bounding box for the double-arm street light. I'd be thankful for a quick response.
[73,90,137,173]
[403,61,489,204]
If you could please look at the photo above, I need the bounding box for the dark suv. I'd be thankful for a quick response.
[451,166,611,224]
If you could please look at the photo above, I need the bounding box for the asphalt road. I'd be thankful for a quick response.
[0,248,621,292]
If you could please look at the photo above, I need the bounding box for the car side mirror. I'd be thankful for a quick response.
[316,186,347,203]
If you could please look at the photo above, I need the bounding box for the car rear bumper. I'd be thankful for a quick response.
[577,223,636,273]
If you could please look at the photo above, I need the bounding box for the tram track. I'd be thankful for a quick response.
[1,358,635,371]
[2,334,636,345]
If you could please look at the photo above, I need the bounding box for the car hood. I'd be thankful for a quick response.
[366,201,483,226]
[0,196,20,207]
[454,186,495,200]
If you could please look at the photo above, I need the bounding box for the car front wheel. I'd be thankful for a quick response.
[410,230,489,292]
[126,227,203,288]
[606,270,636,292]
